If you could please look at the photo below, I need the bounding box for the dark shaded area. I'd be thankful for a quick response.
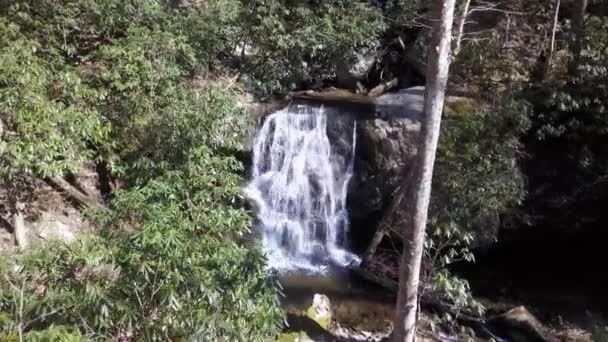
[454,65,608,323]
[455,223,608,323]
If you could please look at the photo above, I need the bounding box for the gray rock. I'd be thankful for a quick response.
[374,86,425,121]
[306,294,333,330]
[349,87,423,237]
[34,211,78,243]
[336,49,378,89]
[487,306,548,342]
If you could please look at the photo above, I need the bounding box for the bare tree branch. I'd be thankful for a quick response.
[48,175,100,208]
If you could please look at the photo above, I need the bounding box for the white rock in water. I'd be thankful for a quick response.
[307,294,332,330]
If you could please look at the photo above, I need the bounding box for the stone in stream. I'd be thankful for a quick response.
[306,294,332,330]
[280,294,333,342]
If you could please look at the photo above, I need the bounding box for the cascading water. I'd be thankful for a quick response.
[245,104,359,272]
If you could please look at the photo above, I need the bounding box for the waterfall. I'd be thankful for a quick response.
[245,104,359,272]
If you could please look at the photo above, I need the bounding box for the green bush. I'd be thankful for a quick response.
[0,17,110,179]
[237,0,385,94]
[423,100,530,313]
[1,1,281,340]
[0,88,282,340]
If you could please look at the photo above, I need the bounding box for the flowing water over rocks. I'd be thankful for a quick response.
[245,104,359,272]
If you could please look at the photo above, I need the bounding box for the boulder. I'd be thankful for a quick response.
[487,306,548,342]
[281,294,335,342]
[306,294,333,330]
[349,87,423,249]
[336,49,378,89]
[33,212,78,243]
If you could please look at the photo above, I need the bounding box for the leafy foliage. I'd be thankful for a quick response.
[238,0,385,94]
[1,1,282,340]
[422,100,530,313]
[522,14,608,228]
[0,88,282,340]
[0,18,109,180]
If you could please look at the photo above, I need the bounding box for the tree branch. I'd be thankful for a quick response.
[47,175,100,208]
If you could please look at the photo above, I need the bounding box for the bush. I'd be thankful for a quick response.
[237,0,385,94]
[1,2,281,340]
[0,88,282,340]
[0,17,110,179]
[423,100,530,313]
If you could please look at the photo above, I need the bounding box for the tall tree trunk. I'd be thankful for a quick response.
[453,0,471,57]
[392,0,456,341]
[544,0,561,79]
[571,0,588,74]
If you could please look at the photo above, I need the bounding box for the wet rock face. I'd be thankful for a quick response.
[349,88,422,251]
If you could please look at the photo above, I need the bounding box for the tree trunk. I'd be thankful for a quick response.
[12,201,28,250]
[544,0,561,79]
[363,227,386,263]
[453,0,471,57]
[4,179,29,250]
[363,189,405,263]
[571,0,588,74]
[0,118,28,249]
[392,0,456,341]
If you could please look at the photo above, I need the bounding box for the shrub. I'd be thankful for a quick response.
[0,88,282,340]
[423,100,530,313]
[237,0,385,94]
[1,2,281,340]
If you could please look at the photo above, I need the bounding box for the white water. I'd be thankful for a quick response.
[245,104,360,272]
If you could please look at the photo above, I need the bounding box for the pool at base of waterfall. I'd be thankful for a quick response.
[263,245,361,274]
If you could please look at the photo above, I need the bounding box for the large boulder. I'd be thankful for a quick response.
[348,87,423,250]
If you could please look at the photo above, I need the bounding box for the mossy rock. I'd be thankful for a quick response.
[445,98,478,117]
[305,294,332,330]
[277,331,313,342]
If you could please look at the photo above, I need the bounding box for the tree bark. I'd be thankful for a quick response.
[4,179,29,250]
[1,120,29,250]
[363,189,405,263]
[392,0,456,341]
